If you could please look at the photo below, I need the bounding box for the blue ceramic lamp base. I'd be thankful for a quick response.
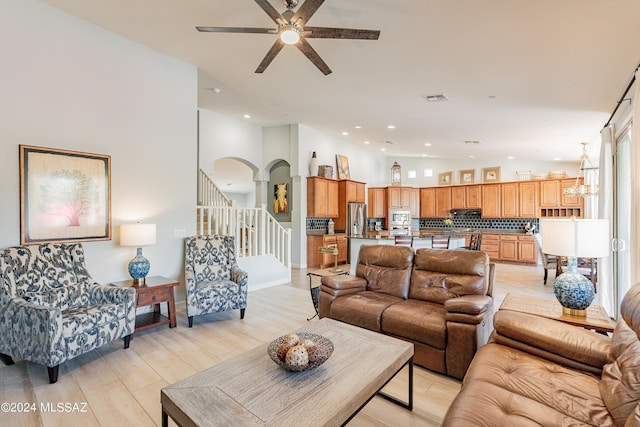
[128,247,150,285]
[553,257,594,317]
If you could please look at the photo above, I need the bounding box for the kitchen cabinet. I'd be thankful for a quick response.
[561,178,583,207]
[307,177,338,218]
[409,188,420,218]
[517,235,537,263]
[368,187,386,218]
[539,178,583,217]
[435,187,452,218]
[336,180,366,232]
[306,234,347,268]
[500,183,519,218]
[499,235,518,261]
[481,184,501,218]
[387,186,401,209]
[539,180,560,208]
[419,188,436,218]
[452,185,481,210]
[480,234,500,260]
[518,181,539,218]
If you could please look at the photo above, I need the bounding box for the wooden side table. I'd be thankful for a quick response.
[111,276,179,334]
[500,293,616,334]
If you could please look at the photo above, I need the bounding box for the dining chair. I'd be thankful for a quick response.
[461,233,482,250]
[431,235,451,249]
[533,233,557,285]
[394,235,414,247]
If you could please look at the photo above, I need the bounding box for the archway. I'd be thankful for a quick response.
[212,158,256,207]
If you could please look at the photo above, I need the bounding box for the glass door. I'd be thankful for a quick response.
[614,129,632,317]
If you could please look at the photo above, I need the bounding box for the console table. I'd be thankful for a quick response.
[111,276,178,334]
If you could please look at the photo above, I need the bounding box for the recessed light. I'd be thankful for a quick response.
[387,125,395,129]
[421,154,427,157]
[553,157,562,161]
[354,125,362,129]
[243,114,251,119]
[424,143,432,147]
[468,155,475,158]
[363,141,370,144]
[507,156,515,160]
[209,87,221,93]
[342,132,349,136]
[381,148,386,152]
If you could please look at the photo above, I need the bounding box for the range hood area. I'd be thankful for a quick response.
[449,209,482,219]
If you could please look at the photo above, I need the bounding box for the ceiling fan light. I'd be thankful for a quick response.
[280,26,300,44]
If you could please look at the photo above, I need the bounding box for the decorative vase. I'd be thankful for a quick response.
[553,257,595,316]
[309,151,318,176]
[128,247,150,284]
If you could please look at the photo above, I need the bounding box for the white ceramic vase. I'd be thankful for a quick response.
[309,151,318,176]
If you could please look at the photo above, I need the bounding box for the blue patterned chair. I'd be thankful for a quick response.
[184,235,248,327]
[0,243,136,383]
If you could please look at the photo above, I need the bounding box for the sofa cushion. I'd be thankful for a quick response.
[330,291,403,332]
[22,283,90,311]
[61,303,121,336]
[355,245,413,299]
[382,299,446,349]
[0,243,80,297]
[191,236,232,282]
[444,342,613,427]
[409,249,488,304]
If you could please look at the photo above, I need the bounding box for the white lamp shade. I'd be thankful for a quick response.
[120,223,157,246]
[540,218,609,258]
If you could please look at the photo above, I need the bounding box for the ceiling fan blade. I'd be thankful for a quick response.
[296,38,332,75]
[196,26,275,34]
[304,27,380,40]
[255,0,285,25]
[255,39,286,73]
[292,0,325,25]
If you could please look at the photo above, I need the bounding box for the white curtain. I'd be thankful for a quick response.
[630,71,640,295]
[596,126,614,315]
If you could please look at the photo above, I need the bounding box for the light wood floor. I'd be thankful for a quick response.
[0,263,554,427]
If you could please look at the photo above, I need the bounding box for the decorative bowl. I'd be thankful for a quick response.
[267,332,334,371]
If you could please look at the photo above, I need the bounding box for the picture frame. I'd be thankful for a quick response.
[20,145,111,244]
[458,169,475,184]
[336,154,351,179]
[482,166,501,183]
[273,183,289,214]
[438,171,453,186]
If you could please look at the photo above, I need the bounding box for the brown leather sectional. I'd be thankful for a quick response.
[442,284,640,426]
[319,245,495,379]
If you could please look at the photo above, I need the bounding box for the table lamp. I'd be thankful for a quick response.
[120,223,157,284]
[540,218,609,316]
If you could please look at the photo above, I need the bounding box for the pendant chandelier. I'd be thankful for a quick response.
[563,142,598,197]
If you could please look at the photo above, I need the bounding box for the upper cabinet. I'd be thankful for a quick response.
[539,178,583,217]
[481,184,501,218]
[539,180,560,208]
[435,187,452,218]
[518,181,539,218]
[452,185,482,209]
[368,187,387,218]
[409,188,420,218]
[341,179,366,203]
[500,183,519,218]
[307,177,339,218]
[420,188,436,218]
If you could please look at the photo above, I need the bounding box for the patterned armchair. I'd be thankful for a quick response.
[184,235,248,327]
[0,243,136,384]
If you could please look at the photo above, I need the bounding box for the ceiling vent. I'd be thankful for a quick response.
[464,140,482,145]
[384,140,394,145]
[423,94,449,102]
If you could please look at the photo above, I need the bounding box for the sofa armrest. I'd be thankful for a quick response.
[445,295,494,325]
[0,295,62,365]
[492,310,610,374]
[320,275,367,297]
[90,284,136,306]
[231,265,248,290]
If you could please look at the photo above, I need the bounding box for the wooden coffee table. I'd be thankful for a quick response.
[161,318,414,426]
[500,293,616,334]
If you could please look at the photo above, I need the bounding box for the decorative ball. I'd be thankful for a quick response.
[300,339,315,349]
[285,345,309,369]
[276,343,291,362]
[306,345,323,364]
[283,334,300,347]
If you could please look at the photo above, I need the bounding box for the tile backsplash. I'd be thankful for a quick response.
[308,217,539,232]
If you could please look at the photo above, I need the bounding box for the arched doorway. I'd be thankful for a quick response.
[212,158,256,207]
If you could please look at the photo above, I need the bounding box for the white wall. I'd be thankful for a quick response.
[0,1,197,298]
[385,157,581,188]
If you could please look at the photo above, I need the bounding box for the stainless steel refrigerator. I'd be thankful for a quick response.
[347,202,367,237]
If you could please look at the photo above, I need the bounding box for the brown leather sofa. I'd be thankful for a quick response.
[442,283,640,426]
[319,245,495,379]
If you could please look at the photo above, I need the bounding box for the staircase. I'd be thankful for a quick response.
[197,170,292,290]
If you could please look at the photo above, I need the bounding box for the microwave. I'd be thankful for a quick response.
[389,210,411,226]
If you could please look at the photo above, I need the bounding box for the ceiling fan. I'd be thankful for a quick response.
[196,0,380,75]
